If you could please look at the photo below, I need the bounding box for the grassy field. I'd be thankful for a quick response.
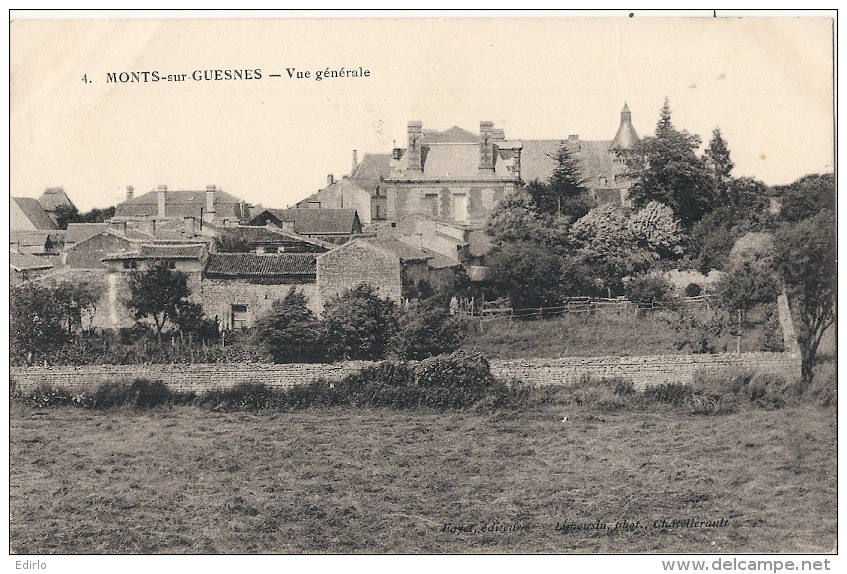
[10,398,835,554]
[462,308,775,359]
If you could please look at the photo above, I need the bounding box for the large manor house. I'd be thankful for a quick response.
[11,105,639,331]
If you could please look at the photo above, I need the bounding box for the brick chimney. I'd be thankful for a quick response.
[157,185,167,217]
[126,185,134,202]
[406,121,423,172]
[479,121,494,170]
[513,148,522,181]
[327,174,335,186]
[183,216,196,237]
[351,150,358,176]
[206,185,216,220]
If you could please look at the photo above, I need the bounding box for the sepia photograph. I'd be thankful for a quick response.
[7,9,837,564]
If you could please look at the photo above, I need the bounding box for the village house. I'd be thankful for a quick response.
[11,196,59,231]
[213,225,334,254]
[247,208,363,244]
[10,249,54,286]
[201,252,320,329]
[112,184,252,227]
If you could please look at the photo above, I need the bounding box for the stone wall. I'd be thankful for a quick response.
[316,240,402,312]
[11,351,800,395]
[200,279,318,329]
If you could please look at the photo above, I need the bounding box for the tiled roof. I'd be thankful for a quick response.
[11,197,58,230]
[366,238,431,261]
[65,223,110,244]
[10,230,64,249]
[255,208,360,235]
[422,126,478,144]
[204,253,317,277]
[218,226,333,250]
[114,189,246,219]
[37,188,75,211]
[392,143,515,180]
[10,250,54,271]
[102,244,206,261]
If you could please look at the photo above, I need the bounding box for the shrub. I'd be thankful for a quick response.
[412,351,495,390]
[200,382,278,411]
[625,273,676,308]
[644,383,693,406]
[684,282,702,297]
[390,302,467,360]
[321,285,399,360]
[252,288,323,363]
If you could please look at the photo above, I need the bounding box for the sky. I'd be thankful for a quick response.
[9,13,835,212]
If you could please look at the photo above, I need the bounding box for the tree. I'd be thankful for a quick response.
[629,201,684,259]
[173,301,220,341]
[390,301,467,360]
[775,173,835,223]
[528,143,593,220]
[569,204,654,296]
[252,289,322,362]
[625,273,675,308]
[53,204,81,230]
[625,97,715,228]
[713,260,779,321]
[704,127,734,203]
[773,210,836,386]
[11,284,71,364]
[485,187,571,249]
[485,241,566,309]
[321,285,399,360]
[126,262,191,339]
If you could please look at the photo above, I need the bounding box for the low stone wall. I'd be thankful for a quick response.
[489,352,800,390]
[9,361,374,394]
[10,351,800,394]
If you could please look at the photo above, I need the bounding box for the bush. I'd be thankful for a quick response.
[412,351,495,390]
[321,285,399,360]
[684,282,702,297]
[625,274,675,308]
[252,288,324,363]
[390,302,467,360]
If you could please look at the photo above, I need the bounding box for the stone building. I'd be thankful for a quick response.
[247,208,363,244]
[316,240,403,312]
[214,225,333,254]
[113,184,251,226]
[201,253,320,329]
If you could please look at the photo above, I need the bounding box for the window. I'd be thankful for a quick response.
[232,304,249,330]
[123,260,137,269]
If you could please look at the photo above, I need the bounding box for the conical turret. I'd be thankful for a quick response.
[610,103,639,150]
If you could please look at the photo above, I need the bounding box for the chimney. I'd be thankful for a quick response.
[479,121,494,170]
[491,128,505,142]
[157,185,167,217]
[126,185,134,202]
[513,148,522,181]
[351,150,358,176]
[184,216,196,237]
[406,121,423,172]
[327,174,335,186]
[206,185,216,220]
[568,134,579,141]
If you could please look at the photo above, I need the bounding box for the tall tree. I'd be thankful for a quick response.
[126,262,191,339]
[704,127,734,203]
[775,173,835,223]
[530,142,593,220]
[321,285,399,360]
[773,210,836,386]
[485,186,571,249]
[626,98,715,229]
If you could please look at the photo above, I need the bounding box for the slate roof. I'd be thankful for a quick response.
[367,238,461,269]
[392,143,515,180]
[65,223,110,244]
[610,104,639,150]
[10,250,54,271]
[10,230,65,252]
[38,188,75,212]
[519,139,624,190]
[204,253,317,277]
[352,153,392,180]
[421,126,478,144]
[11,197,59,230]
[114,189,246,219]
[251,208,361,235]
